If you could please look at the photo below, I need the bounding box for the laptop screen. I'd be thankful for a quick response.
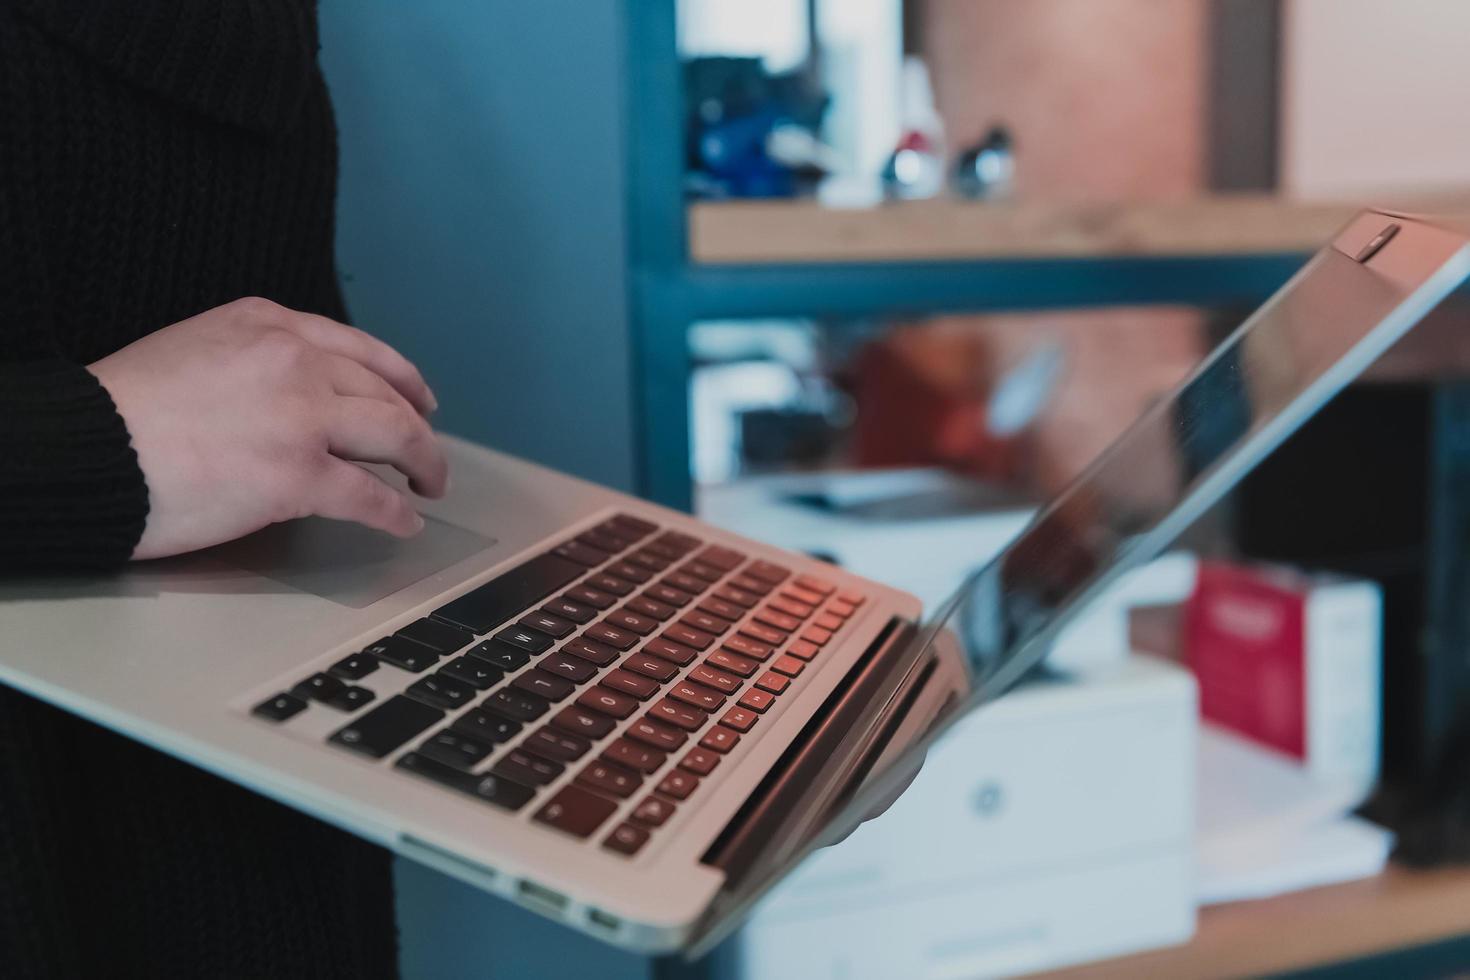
[698,211,1470,950]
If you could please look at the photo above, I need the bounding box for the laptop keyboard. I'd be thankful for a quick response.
[250,514,869,856]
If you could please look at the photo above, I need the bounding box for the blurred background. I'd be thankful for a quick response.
[319,1,1470,976]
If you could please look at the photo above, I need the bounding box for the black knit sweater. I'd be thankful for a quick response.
[0,1,397,975]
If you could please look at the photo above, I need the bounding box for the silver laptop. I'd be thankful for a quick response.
[4,211,1467,955]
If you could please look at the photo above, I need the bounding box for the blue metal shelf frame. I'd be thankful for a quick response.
[622,0,1306,511]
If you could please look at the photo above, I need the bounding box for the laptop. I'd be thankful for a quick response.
[3,210,1467,956]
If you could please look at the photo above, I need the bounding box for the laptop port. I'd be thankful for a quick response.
[586,908,622,936]
[517,879,568,915]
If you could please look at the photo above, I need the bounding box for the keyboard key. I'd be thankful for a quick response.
[493,625,554,655]
[681,611,732,636]
[604,822,650,857]
[535,785,619,838]
[396,753,536,811]
[729,574,773,596]
[680,747,722,776]
[656,770,700,800]
[486,688,551,722]
[754,608,803,633]
[645,637,698,666]
[723,635,775,661]
[328,653,379,681]
[584,622,639,651]
[626,551,672,573]
[632,796,677,827]
[520,611,576,639]
[649,697,706,732]
[641,540,685,562]
[292,672,346,703]
[664,623,714,651]
[679,561,723,583]
[603,737,666,774]
[746,561,791,585]
[576,760,643,799]
[669,680,726,713]
[452,707,522,743]
[794,574,836,596]
[397,617,475,654]
[707,649,759,678]
[512,670,575,702]
[664,572,709,595]
[494,749,563,786]
[771,655,805,678]
[837,590,867,606]
[438,656,503,690]
[737,622,786,647]
[324,685,376,712]
[467,641,530,672]
[406,674,476,710]
[601,670,659,700]
[578,529,630,554]
[566,585,617,610]
[721,706,759,732]
[434,553,585,633]
[622,653,678,683]
[782,585,826,608]
[605,609,659,636]
[330,696,442,758]
[607,561,653,585]
[626,596,676,621]
[738,688,775,713]
[827,598,858,618]
[552,705,618,740]
[815,611,845,632]
[364,636,440,673]
[611,514,659,537]
[525,727,592,763]
[714,584,760,608]
[627,717,687,752]
[253,692,307,722]
[540,652,599,684]
[541,597,597,625]
[418,728,495,769]
[699,727,740,754]
[697,597,745,622]
[787,639,820,661]
[578,687,639,720]
[561,637,619,667]
[689,664,742,695]
[755,671,790,695]
[769,596,814,620]
[554,540,611,568]
[646,584,694,607]
[696,545,746,572]
[587,573,635,597]
[801,627,834,647]
[655,530,702,554]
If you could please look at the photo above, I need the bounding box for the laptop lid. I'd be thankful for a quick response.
[690,210,1470,953]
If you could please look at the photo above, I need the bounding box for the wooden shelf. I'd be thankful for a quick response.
[1026,865,1470,979]
[689,194,1470,265]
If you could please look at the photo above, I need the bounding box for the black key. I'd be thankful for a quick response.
[253,692,307,722]
[746,560,791,585]
[493,625,554,655]
[323,685,376,712]
[578,529,631,554]
[584,622,639,651]
[565,585,616,610]
[664,623,715,651]
[607,561,652,585]
[649,697,706,732]
[291,672,346,703]
[540,652,599,684]
[681,611,732,636]
[554,541,611,567]
[610,513,659,537]
[646,583,694,607]
[626,717,687,752]
[645,637,698,666]
[561,637,619,667]
[578,687,640,720]
[468,640,529,672]
[626,596,676,621]
[656,530,702,554]
[535,784,619,837]
[604,737,666,774]
[329,696,443,758]
[365,635,440,673]
[452,707,522,743]
[486,688,551,721]
[626,550,671,573]
[697,597,746,622]
[640,541,684,562]
[438,656,503,690]
[664,572,709,595]
[396,617,475,654]
[586,573,635,597]
[418,728,496,769]
[605,609,659,636]
[434,553,585,633]
[519,611,575,639]
[525,727,592,763]
[623,653,678,683]
[680,561,724,583]
[541,597,597,625]
[396,752,537,811]
[494,749,564,786]
[406,674,476,710]
[328,653,379,681]
[551,705,618,739]
[696,545,746,572]
[576,760,643,799]
[713,584,760,609]
[512,669,575,702]
[600,669,659,701]
[604,822,651,856]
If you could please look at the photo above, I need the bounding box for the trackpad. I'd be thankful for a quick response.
[218,516,495,608]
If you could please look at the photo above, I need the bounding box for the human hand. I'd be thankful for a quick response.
[89,297,447,560]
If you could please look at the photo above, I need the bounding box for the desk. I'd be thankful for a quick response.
[1030,866,1470,979]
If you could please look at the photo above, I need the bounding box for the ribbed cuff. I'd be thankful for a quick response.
[0,361,149,570]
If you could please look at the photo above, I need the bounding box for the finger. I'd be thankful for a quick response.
[326,397,449,498]
[310,458,426,538]
[325,352,415,412]
[277,311,437,416]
